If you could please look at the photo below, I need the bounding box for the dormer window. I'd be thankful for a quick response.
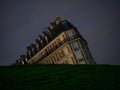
[36,43,39,51]
[55,17,61,25]
[47,31,52,39]
[50,25,53,29]
[42,32,45,37]
[45,35,48,43]
[40,39,43,46]
[62,21,69,30]
[65,30,73,38]
[50,23,54,29]
[25,57,28,62]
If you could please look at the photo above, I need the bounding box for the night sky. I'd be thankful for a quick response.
[0,0,120,65]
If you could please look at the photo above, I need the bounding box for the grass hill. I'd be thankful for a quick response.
[0,64,120,90]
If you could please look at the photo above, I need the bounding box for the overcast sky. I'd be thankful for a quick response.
[0,0,120,65]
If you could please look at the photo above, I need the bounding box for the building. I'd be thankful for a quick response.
[13,17,95,65]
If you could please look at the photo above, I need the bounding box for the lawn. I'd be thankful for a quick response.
[0,64,120,90]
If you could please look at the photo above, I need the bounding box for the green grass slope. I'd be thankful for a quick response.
[0,64,120,90]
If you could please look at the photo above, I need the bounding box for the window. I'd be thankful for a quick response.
[56,38,60,46]
[45,47,49,54]
[32,47,35,55]
[62,21,69,30]
[53,55,57,62]
[41,52,43,57]
[74,51,85,64]
[55,54,59,61]
[55,17,61,24]
[67,46,70,53]
[51,43,55,49]
[50,24,54,29]
[66,30,73,38]
[50,57,54,64]
[36,43,39,51]
[49,44,53,52]
[47,59,51,64]
[75,51,82,59]
[45,36,48,43]
[40,40,43,45]
[78,59,85,64]
[28,50,32,58]
[62,34,66,41]
[25,58,28,62]
[42,50,45,56]
[58,50,65,59]
[78,59,83,62]
[71,42,79,51]
[71,57,75,64]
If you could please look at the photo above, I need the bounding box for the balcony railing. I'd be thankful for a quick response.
[32,34,80,63]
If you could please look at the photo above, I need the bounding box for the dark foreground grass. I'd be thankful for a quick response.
[0,64,120,90]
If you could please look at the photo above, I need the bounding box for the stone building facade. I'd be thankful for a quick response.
[13,18,95,65]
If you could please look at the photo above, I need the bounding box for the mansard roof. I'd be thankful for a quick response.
[17,17,88,64]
